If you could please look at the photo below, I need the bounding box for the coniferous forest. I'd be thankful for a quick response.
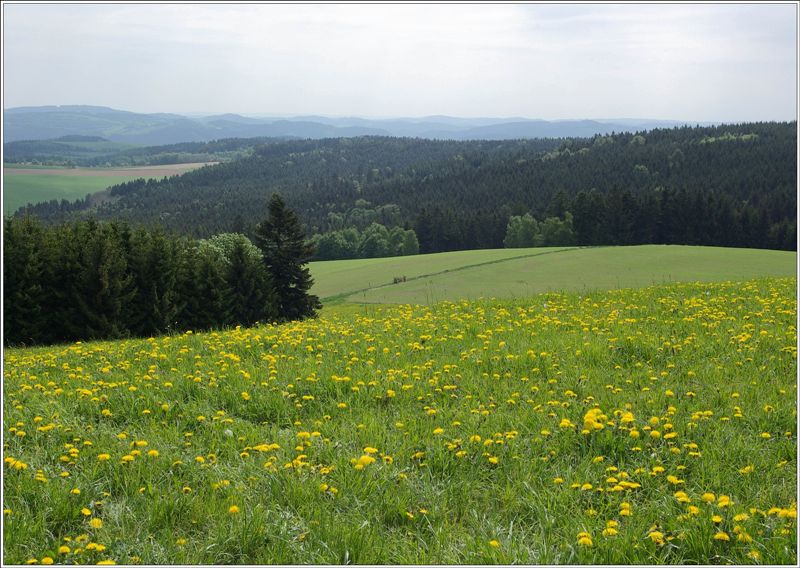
[18,122,796,253]
[4,194,319,346]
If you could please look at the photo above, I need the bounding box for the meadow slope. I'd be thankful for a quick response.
[310,245,796,304]
[3,278,796,564]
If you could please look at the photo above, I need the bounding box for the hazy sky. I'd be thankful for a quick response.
[3,3,797,121]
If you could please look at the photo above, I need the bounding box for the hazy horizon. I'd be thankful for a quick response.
[2,104,729,124]
[3,4,797,123]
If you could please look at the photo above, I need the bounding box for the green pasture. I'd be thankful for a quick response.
[310,245,796,304]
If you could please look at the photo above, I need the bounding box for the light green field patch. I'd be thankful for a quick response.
[3,163,211,214]
[2,173,137,214]
[311,245,797,304]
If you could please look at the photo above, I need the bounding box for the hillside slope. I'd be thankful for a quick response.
[310,245,797,304]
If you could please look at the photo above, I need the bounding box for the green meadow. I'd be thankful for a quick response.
[3,277,796,564]
[310,245,797,304]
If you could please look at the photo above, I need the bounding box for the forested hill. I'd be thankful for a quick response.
[3,136,286,167]
[20,122,797,251]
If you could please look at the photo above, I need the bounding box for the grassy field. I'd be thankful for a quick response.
[3,277,796,564]
[2,163,213,214]
[310,245,797,304]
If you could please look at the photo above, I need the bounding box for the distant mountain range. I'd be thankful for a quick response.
[3,105,715,145]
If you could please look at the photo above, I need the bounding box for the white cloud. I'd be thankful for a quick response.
[2,3,796,121]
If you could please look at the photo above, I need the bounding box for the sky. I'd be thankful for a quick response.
[2,3,797,122]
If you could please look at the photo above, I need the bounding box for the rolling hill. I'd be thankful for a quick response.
[18,123,796,254]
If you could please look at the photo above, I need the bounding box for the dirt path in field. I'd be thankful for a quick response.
[4,163,217,177]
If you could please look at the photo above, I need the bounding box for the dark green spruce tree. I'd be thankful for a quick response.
[72,221,137,340]
[3,216,47,345]
[189,246,231,331]
[226,238,278,326]
[174,243,204,331]
[128,229,179,336]
[254,193,320,321]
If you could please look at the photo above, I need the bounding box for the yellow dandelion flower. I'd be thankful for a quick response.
[647,531,665,545]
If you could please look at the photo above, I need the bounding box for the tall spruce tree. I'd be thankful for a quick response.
[127,228,180,337]
[192,246,231,330]
[174,243,204,331]
[253,194,320,321]
[3,216,46,345]
[72,221,136,340]
[226,238,278,326]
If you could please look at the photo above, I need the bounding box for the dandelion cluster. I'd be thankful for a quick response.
[3,278,796,564]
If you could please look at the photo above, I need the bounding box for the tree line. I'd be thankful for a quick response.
[4,135,277,167]
[488,185,795,251]
[311,223,419,260]
[4,194,319,346]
